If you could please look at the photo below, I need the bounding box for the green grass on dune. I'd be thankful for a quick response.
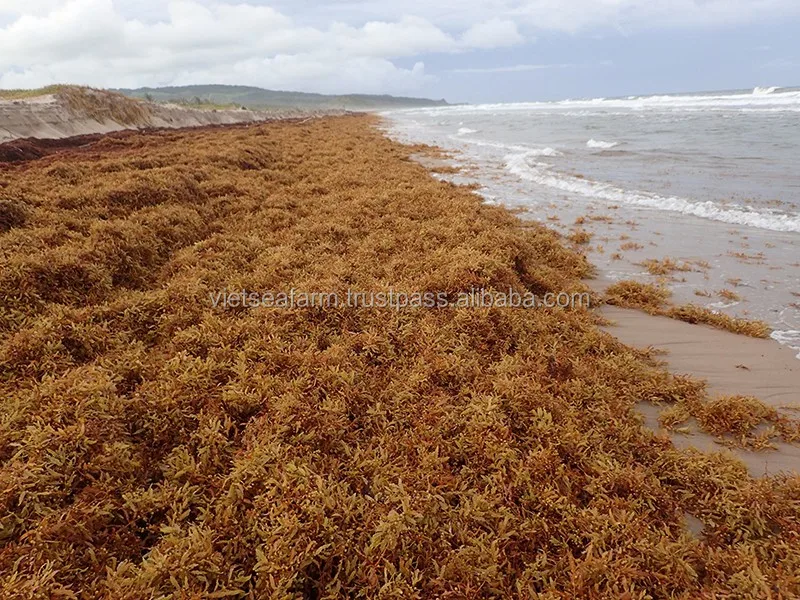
[0,85,71,100]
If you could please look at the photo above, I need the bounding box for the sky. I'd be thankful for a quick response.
[0,0,798,103]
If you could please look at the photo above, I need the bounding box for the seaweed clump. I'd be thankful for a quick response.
[661,394,800,449]
[606,280,771,338]
[0,200,27,232]
[0,115,798,598]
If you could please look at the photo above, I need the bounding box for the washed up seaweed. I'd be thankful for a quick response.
[0,115,798,598]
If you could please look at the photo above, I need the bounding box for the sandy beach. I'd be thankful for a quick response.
[1,115,799,597]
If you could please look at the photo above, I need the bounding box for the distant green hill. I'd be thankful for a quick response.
[115,85,448,111]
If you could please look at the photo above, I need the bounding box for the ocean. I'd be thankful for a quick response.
[382,86,800,357]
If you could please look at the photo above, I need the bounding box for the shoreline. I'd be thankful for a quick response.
[1,115,800,596]
[414,136,800,476]
[382,112,800,361]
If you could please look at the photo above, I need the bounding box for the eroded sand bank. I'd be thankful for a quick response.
[0,92,342,144]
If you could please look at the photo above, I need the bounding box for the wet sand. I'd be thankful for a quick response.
[573,209,800,358]
[598,302,800,477]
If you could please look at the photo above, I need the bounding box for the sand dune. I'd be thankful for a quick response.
[0,87,341,144]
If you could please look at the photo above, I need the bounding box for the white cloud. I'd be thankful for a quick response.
[461,18,524,48]
[325,0,800,32]
[1,0,123,62]
[329,16,458,58]
[1,0,799,94]
[0,0,523,93]
[0,0,62,16]
[450,63,577,74]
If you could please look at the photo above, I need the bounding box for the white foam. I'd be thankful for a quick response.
[454,137,531,153]
[504,152,800,233]
[771,330,800,359]
[753,86,779,95]
[454,136,563,157]
[587,139,619,149]
[397,87,800,116]
[707,301,741,310]
[524,147,562,157]
[457,127,478,135]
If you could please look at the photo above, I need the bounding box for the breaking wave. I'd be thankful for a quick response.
[753,86,779,95]
[454,136,563,157]
[402,87,800,116]
[771,330,800,359]
[504,151,800,233]
[587,139,619,149]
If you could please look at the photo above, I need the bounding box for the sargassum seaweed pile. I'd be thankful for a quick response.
[0,115,798,598]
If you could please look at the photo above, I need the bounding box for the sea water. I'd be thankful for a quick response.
[383,87,800,357]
